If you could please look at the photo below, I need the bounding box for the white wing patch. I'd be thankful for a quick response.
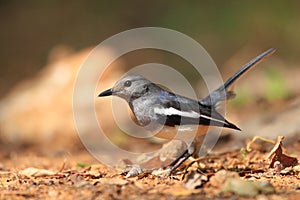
[199,114,229,125]
[154,106,229,125]
[154,107,200,118]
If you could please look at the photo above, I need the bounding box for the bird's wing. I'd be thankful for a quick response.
[153,90,240,130]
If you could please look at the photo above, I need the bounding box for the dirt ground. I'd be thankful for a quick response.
[0,134,299,200]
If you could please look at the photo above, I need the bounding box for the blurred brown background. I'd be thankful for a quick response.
[0,0,300,150]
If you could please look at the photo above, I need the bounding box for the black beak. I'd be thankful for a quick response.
[98,88,113,97]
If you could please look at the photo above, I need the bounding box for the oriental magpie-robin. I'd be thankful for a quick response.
[98,48,276,175]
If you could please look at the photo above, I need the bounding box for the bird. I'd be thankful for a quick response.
[98,48,276,175]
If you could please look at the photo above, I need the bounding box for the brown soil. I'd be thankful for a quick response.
[0,136,299,200]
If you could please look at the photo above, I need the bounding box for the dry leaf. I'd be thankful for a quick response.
[19,167,56,177]
[125,165,143,178]
[293,165,300,172]
[183,170,208,189]
[222,178,274,197]
[209,170,239,188]
[69,174,84,184]
[267,136,298,168]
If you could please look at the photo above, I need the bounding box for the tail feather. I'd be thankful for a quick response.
[200,48,276,106]
[223,48,276,89]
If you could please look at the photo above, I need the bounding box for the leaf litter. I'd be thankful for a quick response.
[0,135,299,199]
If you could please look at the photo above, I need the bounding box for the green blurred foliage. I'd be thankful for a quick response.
[0,0,300,95]
[264,67,290,101]
[229,89,252,108]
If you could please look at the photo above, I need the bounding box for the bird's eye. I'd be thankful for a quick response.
[124,80,132,87]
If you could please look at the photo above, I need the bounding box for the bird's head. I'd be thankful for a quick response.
[98,74,152,102]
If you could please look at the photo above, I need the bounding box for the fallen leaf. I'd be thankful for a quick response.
[222,178,274,197]
[125,165,143,178]
[151,168,172,177]
[19,167,56,177]
[267,136,298,168]
[209,170,239,188]
[69,174,84,184]
[293,165,300,172]
[183,170,208,189]
[69,173,90,188]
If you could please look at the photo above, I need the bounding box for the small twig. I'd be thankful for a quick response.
[246,136,276,152]
[58,158,67,172]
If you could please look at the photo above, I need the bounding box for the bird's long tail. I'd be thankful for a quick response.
[200,48,276,106]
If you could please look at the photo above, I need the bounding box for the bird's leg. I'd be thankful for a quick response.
[168,149,188,167]
[166,151,193,176]
[165,143,195,176]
